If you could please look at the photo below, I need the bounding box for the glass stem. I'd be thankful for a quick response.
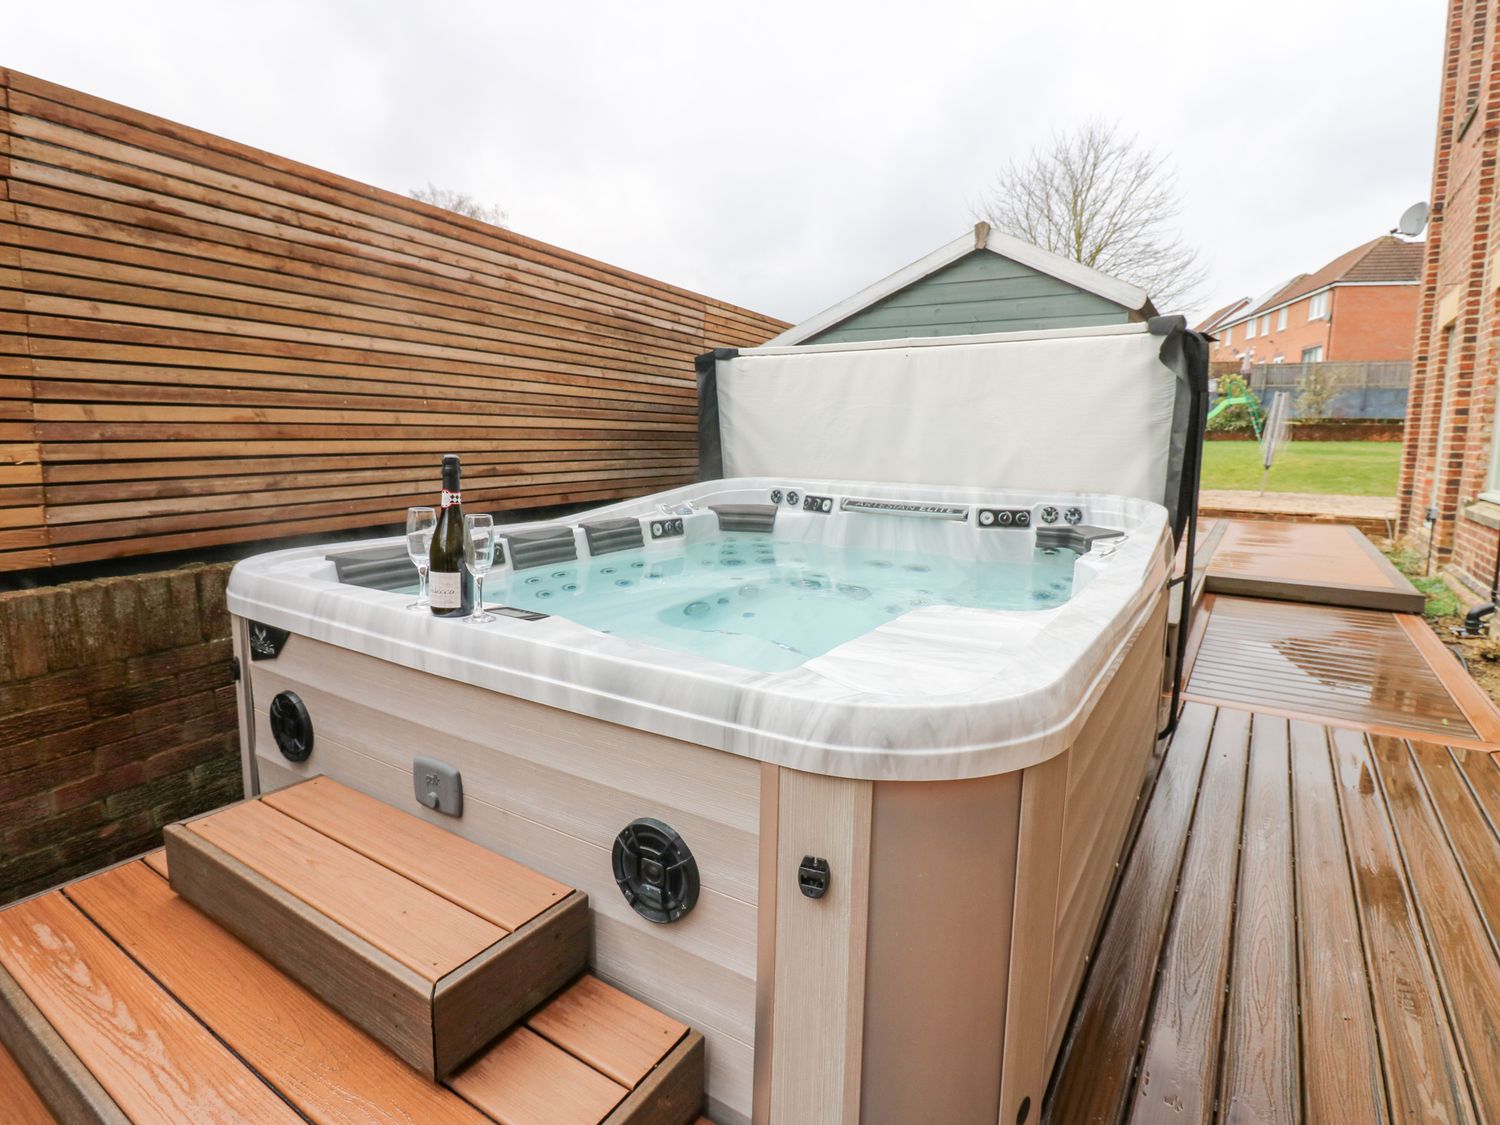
[418,564,429,606]
[474,574,484,620]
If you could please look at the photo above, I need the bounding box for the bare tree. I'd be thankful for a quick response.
[409,182,509,228]
[975,120,1207,312]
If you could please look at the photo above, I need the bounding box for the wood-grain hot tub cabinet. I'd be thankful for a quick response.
[228,477,1172,1125]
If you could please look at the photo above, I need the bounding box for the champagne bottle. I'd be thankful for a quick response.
[428,454,473,617]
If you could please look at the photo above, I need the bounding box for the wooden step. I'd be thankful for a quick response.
[0,854,705,1124]
[453,974,704,1125]
[163,776,590,1077]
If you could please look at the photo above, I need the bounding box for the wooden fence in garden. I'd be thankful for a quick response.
[0,69,786,573]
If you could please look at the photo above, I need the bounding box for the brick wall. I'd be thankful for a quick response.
[0,564,241,904]
[1398,0,1500,596]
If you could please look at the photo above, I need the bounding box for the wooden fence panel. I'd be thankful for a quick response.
[0,69,785,571]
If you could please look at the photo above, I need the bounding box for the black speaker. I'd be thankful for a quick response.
[268,690,313,763]
[612,817,699,924]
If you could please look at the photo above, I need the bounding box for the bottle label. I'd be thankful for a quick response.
[429,570,462,609]
[441,489,462,508]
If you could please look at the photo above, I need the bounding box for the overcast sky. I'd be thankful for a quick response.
[10,1,1443,326]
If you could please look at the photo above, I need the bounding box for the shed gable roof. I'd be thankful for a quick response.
[767,223,1155,346]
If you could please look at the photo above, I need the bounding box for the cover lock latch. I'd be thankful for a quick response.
[798,856,831,899]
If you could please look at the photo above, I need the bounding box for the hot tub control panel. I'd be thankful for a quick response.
[801,494,835,514]
[648,518,685,539]
[976,508,1032,529]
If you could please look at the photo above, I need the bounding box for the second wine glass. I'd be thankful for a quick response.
[463,513,497,624]
[405,506,436,611]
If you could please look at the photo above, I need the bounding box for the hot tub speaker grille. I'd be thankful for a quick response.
[612,817,699,924]
[269,690,313,763]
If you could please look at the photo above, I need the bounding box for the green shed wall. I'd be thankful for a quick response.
[804,250,1138,344]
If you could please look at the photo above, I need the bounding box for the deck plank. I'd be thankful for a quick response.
[184,798,503,980]
[1288,721,1388,1124]
[0,892,299,1123]
[1187,597,1478,739]
[1329,727,1474,1123]
[1045,702,1217,1125]
[1204,520,1424,613]
[1217,714,1299,1125]
[450,1026,629,1125]
[1371,736,1500,1116]
[0,1035,55,1125]
[1129,708,1249,1124]
[1415,746,1500,958]
[63,859,489,1125]
[528,973,687,1089]
[262,775,569,932]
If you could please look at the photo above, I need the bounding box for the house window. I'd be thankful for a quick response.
[1307,291,1330,320]
[1301,345,1324,363]
[1277,307,1288,331]
[1273,355,1285,363]
[1260,314,1271,335]
[1245,319,1256,339]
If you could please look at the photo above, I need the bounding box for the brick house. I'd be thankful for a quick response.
[1398,0,1500,597]
[1202,236,1423,365]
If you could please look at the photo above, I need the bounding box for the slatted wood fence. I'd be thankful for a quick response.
[0,69,786,572]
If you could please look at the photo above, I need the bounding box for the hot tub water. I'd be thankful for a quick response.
[427,532,1077,673]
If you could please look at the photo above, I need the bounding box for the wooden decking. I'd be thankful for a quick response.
[1052,517,1500,1125]
[1046,702,1500,1123]
[1199,519,1425,613]
[0,787,705,1125]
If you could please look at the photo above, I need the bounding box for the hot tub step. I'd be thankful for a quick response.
[163,776,590,1078]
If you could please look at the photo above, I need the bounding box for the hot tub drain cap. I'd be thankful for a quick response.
[612,817,699,924]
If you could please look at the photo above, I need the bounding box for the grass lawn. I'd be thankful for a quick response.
[1200,440,1400,496]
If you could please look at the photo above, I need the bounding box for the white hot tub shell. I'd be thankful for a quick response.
[228,476,1172,1125]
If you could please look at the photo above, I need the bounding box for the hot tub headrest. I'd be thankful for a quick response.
[1035,525,1126,555]
[581,517,645,557]
[503,527,578,571]
[710,504,777,533]
[325,543,414,590]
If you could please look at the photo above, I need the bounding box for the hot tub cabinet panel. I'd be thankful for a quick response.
[228,477,1173,1124]
[756,597,1165,1125]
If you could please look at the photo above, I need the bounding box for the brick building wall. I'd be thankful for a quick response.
[0,564,241,904]
[1398,0,1500,598]
[1329,287,1425,359]
[1209,284,1419,365]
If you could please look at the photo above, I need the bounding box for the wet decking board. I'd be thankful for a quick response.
[1200,520,1425,613]
[1185,596,1500,744]
[1045,705,1500,1124]
[0,1037,55,1125]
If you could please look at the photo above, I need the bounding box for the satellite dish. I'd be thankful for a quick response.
[1395,201,1429,238]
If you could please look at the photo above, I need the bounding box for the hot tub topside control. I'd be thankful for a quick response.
[802,494,834,514]
[977,508,1031,529]
[649,518,684,539]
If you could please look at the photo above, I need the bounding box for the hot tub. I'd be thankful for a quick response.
[227,476,1172,1125]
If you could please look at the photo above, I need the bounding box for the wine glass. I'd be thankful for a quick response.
[405,507,436,611]
[463,513,497,624]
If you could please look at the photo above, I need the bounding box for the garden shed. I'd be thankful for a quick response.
[769,222,1157,345]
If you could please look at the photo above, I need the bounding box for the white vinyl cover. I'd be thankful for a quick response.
[717,324,1177,505]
